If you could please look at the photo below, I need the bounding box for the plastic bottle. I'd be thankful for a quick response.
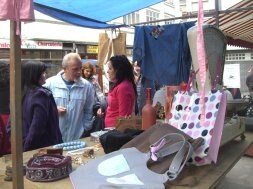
[142,88,156,130]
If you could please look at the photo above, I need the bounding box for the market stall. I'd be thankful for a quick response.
[1,0,253,189]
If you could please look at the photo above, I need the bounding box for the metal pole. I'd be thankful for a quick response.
[215,0,220,27]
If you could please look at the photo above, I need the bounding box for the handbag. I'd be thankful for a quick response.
[70,133,193,189]
[100,129,143,154]
[97,30,126,67]
[116,116,142,132]
[168,89,227,165]
[168,2,227,165]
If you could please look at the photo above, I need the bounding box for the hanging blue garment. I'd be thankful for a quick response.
[133,22,195,86]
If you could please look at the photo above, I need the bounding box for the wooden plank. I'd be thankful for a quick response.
[171,133,253,189]
[9,21,24,189]
[96,67,103,92]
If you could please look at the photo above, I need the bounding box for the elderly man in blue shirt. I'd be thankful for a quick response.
[44,53,95,142]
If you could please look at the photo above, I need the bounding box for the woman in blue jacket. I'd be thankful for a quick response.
[21,61,62,151]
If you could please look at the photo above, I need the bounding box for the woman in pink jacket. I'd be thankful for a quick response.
[104,55,136,128]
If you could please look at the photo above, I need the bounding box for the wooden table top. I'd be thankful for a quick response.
[0,133,252,189]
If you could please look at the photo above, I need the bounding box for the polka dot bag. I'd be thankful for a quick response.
[168,90,227,166]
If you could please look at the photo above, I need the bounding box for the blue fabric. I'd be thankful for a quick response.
[34,0,163,28]
[133,22,195,86]
[34,4,119,29]
[82,59,97,66]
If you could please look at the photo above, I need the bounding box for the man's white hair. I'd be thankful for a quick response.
[62,53,82,68]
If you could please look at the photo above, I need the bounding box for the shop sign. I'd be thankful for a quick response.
[86,45,98,54]
[0,39,63,49]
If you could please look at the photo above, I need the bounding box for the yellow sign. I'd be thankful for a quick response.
[87,45,98,54]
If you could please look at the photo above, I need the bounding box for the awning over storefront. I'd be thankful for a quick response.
[34,0,163,29]
[206,0,253,49]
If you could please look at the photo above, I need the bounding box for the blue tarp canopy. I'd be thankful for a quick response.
[81,59,98,66]
[34,0,163,29]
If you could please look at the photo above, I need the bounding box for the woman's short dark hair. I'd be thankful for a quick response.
[109,55,136,94]
[22,61,46,94]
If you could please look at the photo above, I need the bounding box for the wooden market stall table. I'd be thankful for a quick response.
[0,133,253,189]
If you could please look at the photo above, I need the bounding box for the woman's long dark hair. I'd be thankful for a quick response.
[21,61,46,96]
[0,61,9,88]
[109,55,137,95]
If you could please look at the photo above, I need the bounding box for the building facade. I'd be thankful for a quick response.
[225,49,253,94]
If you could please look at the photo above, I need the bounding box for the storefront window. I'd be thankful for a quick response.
[40,50,50,59]
[0,49,9,60]
[21,50,63,77]
[22,50,41,59]
[51,51,63,59]
[44,60,62,78]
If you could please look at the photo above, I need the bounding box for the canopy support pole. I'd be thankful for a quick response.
[10,20,24,189]
[215,0,220,27]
